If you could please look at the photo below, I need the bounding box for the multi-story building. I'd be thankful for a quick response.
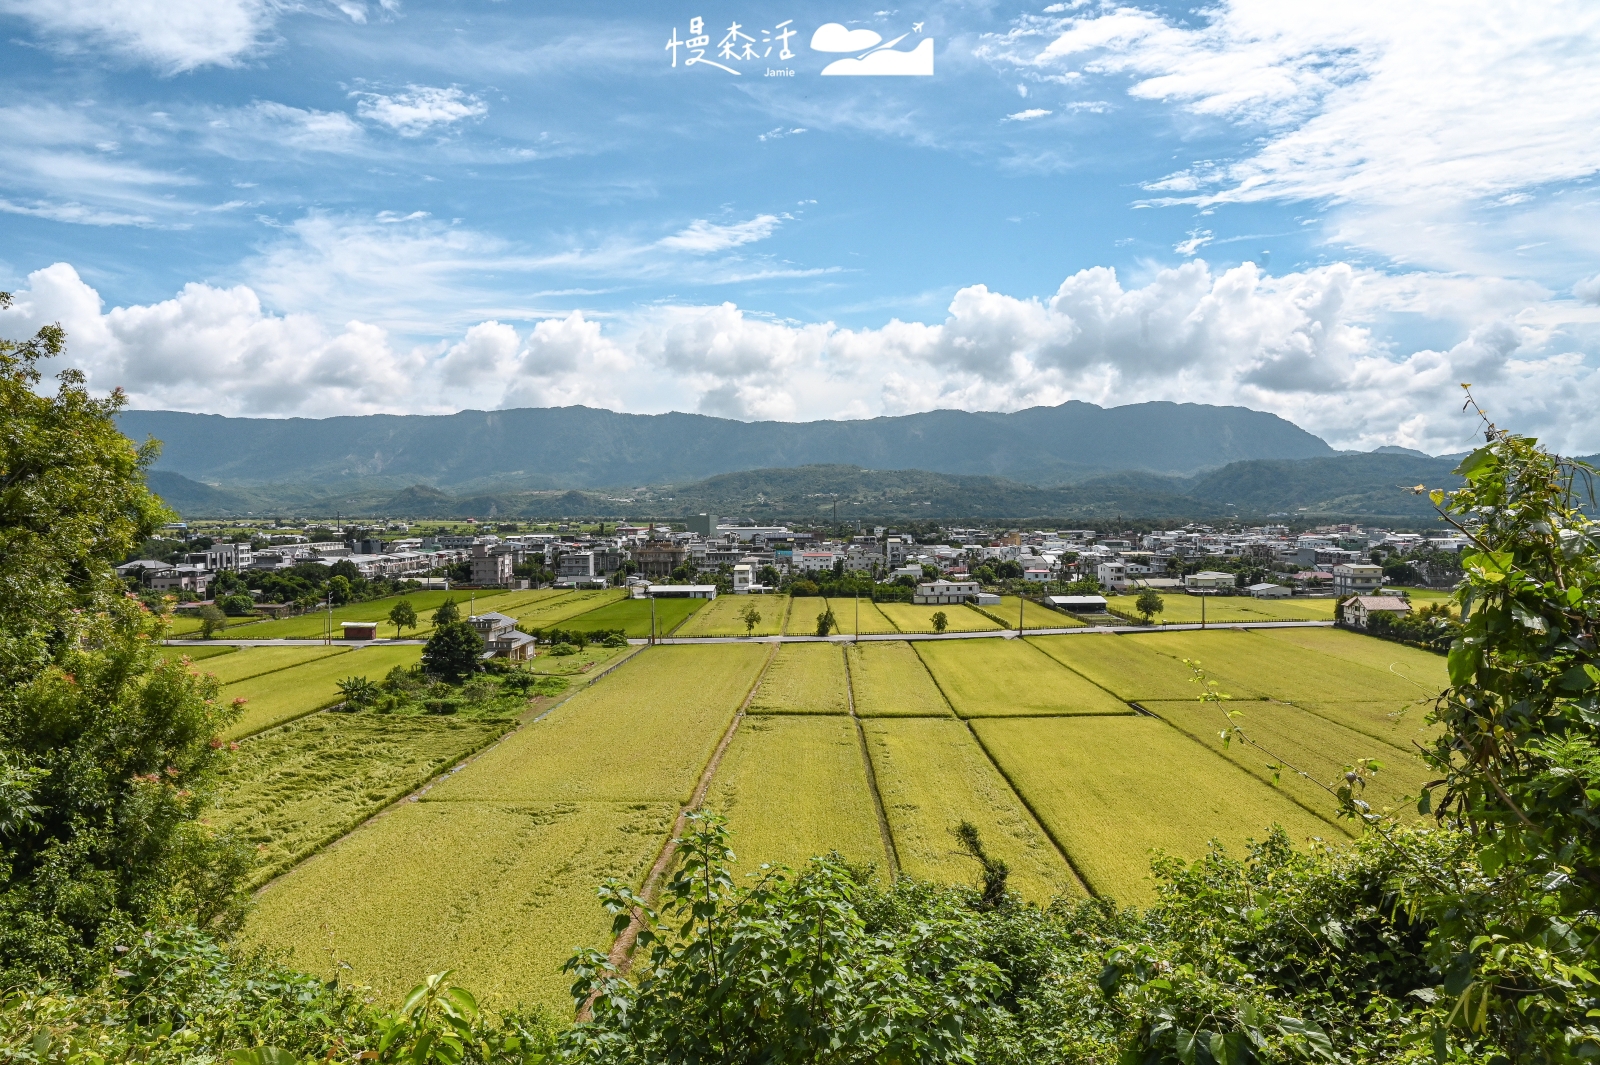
[632,541,689,578]
[470,543,515,587]
[1332,563,1384,598]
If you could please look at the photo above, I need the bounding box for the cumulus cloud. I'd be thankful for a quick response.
[352,86,489,136]
[0,0,281,73]
[8,258,1599,456]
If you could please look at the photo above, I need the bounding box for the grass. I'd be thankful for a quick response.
[878,603,1003,633]
[676,595,789,637]
[846,641,954,717]
[748,644,851,714]
[210,714,511,885]
[242,800,675,1009]
[804,598,897,635]
[1140,699,1432,827]
[708,715,887,875]
[526,641,634,676]
[1027,633,1265,702]
[554,595,706,638]
[915,640,1133,718]
[861,717,1084,903]
[163,644,236,662]
[1122,630,1438,705]
[971,716,1337,903]
[1105,594,1338,625]
[507,588,628,630]
[425,644,768,804]
[219,590,511,641]
[197,645,352,686]
[221,645,424,739]
[1254,627,1449,690]
[992,597,1086,630]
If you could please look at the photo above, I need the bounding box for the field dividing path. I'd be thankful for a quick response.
[841,644,901,879]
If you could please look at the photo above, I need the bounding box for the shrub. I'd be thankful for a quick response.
[218,594,254,617]
[422,621,485,682]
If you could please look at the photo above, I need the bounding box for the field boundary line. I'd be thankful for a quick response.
[962,722,1098,899]
[1019,634,1144,711]
[906,641,962,718]
[600,642,781,984]
[955,710,1138,721]
[842,644,901,881]
[252,645,649,898]
[200,646,355,687]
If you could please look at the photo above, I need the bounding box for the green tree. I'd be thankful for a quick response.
[1135,588,1164,624]
[0,301,248,984]
[931,610,948,633]
[423,620,485,682]
[326,574,352,605]
[389,598,418,638]
[198,603,227,638]
[218,593,253,617]
[433,597,461,627]
[336,675,379,708]
[815,608,837,637]
[738,603,762,636]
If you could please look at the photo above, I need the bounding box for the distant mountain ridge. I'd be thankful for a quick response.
[118,400,1336,490]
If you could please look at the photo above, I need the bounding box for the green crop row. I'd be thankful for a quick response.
[221,645,424,738]
[553,595,705,638]
[211,714,511,885]
[676,594,789,637]
[200,645,352,686]
[1103,594,1339,624]
[915,639,1132,718]
[748,643,850,715]
[845,641,953,717]
[708,715,887,875]
[971,716,1336,904]
[861,717,1083,903]
[878,602,1002,633]
[219,589,513,641]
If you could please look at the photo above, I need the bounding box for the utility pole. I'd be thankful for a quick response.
[1019,587,1025,634]
[650,594,657,646]
[1201,590,1206,629]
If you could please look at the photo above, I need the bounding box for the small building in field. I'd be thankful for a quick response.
[340,621,380,640]
[1247,582,1291,598]
[647,584,719,599]
[1047,594,1109,613]
[468,611,537,661]
[1343,595,1412,628]
[1184,571,1235,591]
[914,579,979,605]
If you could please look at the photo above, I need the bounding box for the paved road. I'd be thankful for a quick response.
[165,619,1333,648]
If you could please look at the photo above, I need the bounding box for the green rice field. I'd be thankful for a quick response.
[1105,594,1338,624]
[555,595,706,638]
[748,643,850,714]
[219,590,512,641]
[708,715,888,874]
[879,602,1002,633]
[915,639,1133,717]
[424,644,766,804]
[846,641,953,717]
[506,588,627,630]
[676,594,789,636]
[813,597,898,635]
[862,717,1083,903]
[971,715,1337,902]
[222,645,424,738]
[163,643,236,662]
[993,596,1085,630]
[212,714,511,884]
[231,624,1453,1006]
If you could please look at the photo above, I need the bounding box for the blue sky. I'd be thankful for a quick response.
[2,0,1599,454]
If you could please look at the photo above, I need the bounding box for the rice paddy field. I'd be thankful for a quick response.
[212,714,512,884]
[814,597,899,635]
[993,596,1086,629]
[846,641,953,717]
[163,643,237,662]
[555,595,707,638]
[862,717,1083,903]
[915,639,1133,718]
[707,715,888,874]
[971,715,1337,902]
[748,643,851,714]
[220,590,512,640]
[676,594,790,636]
[1104,594,1338,624]
[879,602,1003,633]
[232,623,1454,1008]
[222,645,424,738]
[504,588,626,629]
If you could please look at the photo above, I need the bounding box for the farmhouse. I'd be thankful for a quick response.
[468,611,537,661]
[1184,571,1235,591]
[914,578,978,605]
[1342,595,1412,628]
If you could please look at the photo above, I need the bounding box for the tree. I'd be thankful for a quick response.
[197,603,227,639]
[336,675,379,708]
[218,593,253,617]
[433,597,461,627]
[1135,589,1164,624]
[389,598,418,638]
[737,603,762,636]
[931,610,948,633]
[815,608,836,637]
[423,620,485,682]
[326,574,352,605]
[0,301,248,984]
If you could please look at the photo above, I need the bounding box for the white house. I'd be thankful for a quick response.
[914,579,978,605]
[1097,561,1130,592]
[1332,563,1384,598]
[1343,595,1411,628]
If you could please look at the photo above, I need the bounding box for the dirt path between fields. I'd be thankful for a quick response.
[842,643,901,880]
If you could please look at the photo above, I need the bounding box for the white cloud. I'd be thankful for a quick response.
[1004,108,1052,122]
[352,86,489,136]
[12,257,1598,457]
[208,101,364,153]
[985,0,1600,275]
[0,0,281,73]
[657,215,783,253]
[1577,272,1600,306]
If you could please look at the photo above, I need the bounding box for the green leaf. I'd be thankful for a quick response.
[1444,952,1474,995]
